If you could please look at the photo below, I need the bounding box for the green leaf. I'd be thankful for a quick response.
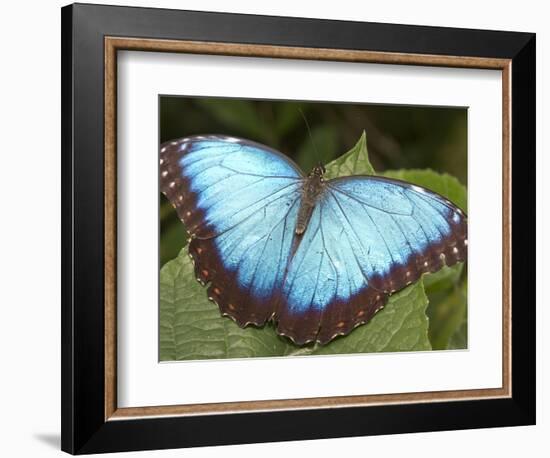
[423,263,463,295]
[160,249,294,361]
[324,131,375,179]
[426,281,468,350]
[382,168,467,213]
[448,307,468,350]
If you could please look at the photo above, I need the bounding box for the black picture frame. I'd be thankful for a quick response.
[61,3,535,454]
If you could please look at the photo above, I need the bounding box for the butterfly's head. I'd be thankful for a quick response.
[310,162,326,178]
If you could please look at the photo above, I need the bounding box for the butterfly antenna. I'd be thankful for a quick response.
[299,108,321,166]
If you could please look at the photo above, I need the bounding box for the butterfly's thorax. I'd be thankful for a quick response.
[296,165,326,235]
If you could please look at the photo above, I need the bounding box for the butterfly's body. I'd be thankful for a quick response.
[160,135,467,345]
[296,165,326,235]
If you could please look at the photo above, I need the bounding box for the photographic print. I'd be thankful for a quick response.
[159,96,468,361]
[62,6,534,452]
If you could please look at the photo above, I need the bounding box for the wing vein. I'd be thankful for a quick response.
[218,163,302,180]
[390,213,417,261]
[327,191,380,291]
[223,193,301,266]
[197,183,302,239]
[328,184,412,216]
[404,192,446,243]
[319,203,339,301]
[286,225,321,296]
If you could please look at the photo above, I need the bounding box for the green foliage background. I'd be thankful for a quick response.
[159,97,468,360]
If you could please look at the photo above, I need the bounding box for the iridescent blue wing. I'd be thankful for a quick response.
[276,175,467,345]
[160,135,304,326]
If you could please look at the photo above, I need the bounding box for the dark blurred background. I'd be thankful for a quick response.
[160,96,467,266]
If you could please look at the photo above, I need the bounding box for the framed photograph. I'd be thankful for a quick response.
[61,3,536,454]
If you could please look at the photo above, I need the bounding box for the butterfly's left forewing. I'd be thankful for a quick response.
[160,135,304,327]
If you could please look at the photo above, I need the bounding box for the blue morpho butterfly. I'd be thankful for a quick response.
[160,135,467,345]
